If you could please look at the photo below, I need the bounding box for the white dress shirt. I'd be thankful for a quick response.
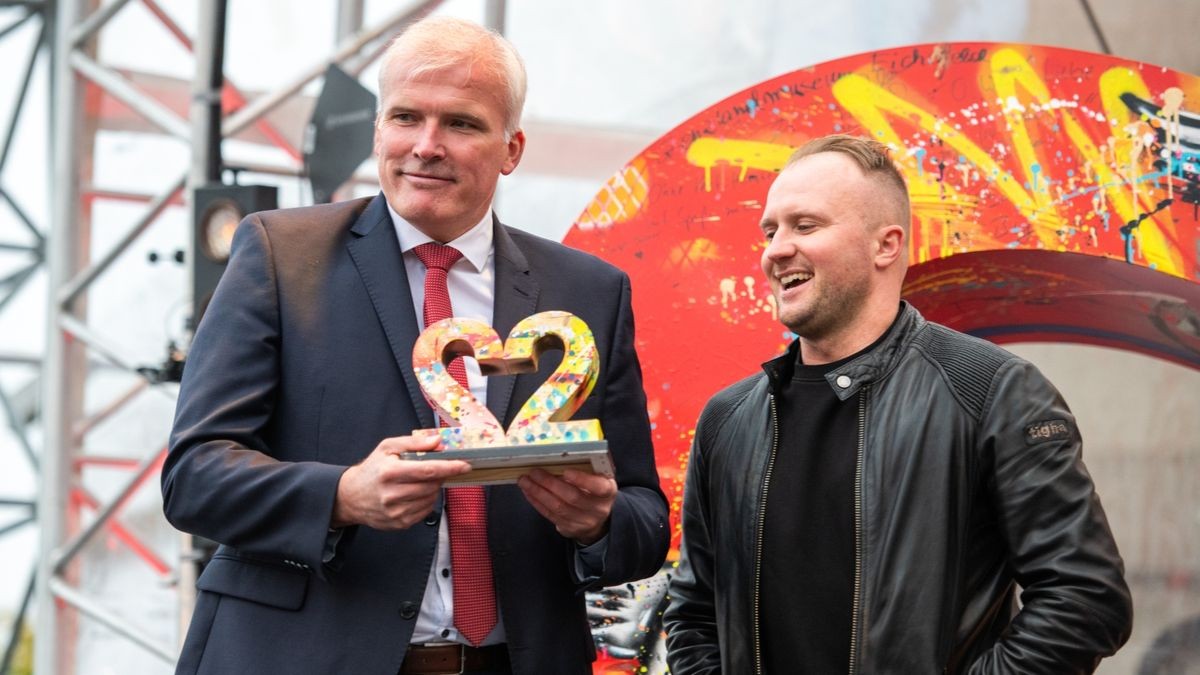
[389,203,506,646]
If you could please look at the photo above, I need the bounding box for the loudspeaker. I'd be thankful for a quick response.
[190,183,278,328]
[305,64,377,203]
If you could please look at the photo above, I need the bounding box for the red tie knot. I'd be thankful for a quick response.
[413,242,463,273]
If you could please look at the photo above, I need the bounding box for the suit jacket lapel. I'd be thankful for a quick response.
[488,218,539,425]
[345,194,436,429]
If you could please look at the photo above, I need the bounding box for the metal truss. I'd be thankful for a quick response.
[0,1,49,673]
[36,1,446,672]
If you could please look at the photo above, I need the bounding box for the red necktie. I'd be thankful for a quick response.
[412,242,498,646]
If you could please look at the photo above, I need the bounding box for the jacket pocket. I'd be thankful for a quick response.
[196,553,309,610]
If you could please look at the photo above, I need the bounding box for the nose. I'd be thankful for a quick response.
[763,231,795,264]
[411,123,445,161]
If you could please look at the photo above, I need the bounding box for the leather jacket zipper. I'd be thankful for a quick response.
[849,388,868,675]
[752,393,781,675]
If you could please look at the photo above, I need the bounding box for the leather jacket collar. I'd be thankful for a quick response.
[762,301,923,400]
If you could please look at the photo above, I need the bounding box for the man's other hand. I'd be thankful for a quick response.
[518,468,616,545]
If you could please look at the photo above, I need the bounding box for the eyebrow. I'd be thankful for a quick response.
[450,111,489,128]
[776,208,826,225]
[384,104,490,129]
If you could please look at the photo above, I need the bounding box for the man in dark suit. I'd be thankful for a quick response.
[162,16,668,675]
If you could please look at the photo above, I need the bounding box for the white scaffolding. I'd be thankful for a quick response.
[0,1,49,672]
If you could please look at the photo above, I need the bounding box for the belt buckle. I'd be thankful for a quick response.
[455,643,466,675]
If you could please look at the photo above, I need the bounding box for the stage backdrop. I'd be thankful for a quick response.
[568,42,1200,670]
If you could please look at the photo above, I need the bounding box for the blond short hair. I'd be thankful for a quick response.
[787,134,911,229]
[378,16,527,140]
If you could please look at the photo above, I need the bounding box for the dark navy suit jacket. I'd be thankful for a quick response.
[162,194,669,674]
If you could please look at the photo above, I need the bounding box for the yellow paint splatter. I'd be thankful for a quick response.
[665,238,721,272]
[576,158,649,230]
[685,138,794,191]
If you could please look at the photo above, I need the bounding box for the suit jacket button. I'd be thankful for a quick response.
[424,513,439,526]
[399,602,418,619]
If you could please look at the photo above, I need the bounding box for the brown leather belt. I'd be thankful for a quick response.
[400,643,509,674]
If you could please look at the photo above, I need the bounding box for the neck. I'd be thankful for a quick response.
[414,211,490,244]
[799,299,900,365]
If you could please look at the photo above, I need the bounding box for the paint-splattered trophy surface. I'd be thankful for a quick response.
[405,310,613,485]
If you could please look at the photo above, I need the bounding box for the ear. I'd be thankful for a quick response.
[501,129,526,176]
[372,116,382,156]
[874,223,906,270]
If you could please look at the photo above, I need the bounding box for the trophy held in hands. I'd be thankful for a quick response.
[405,310,613,485]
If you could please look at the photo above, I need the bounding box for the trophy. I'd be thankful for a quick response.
[403,310,613,485]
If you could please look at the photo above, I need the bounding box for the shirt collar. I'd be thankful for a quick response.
[387,201,494,272]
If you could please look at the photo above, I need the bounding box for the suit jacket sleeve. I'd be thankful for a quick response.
[581,272,670,589]
[161,214,345,574]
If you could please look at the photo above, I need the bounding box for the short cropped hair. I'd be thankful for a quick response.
[378,16,527,140]
[786,134,911,229]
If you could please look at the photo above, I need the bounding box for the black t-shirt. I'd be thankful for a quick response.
[760,353,859,673]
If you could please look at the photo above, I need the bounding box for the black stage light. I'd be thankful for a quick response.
[190,183,278,328]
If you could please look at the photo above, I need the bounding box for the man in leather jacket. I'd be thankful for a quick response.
[663,134,1132,673]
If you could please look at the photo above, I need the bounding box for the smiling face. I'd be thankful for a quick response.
[374,58,525,242]
[759,151,907,362]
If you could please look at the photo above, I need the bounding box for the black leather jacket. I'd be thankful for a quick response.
[664,303,1132,674]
